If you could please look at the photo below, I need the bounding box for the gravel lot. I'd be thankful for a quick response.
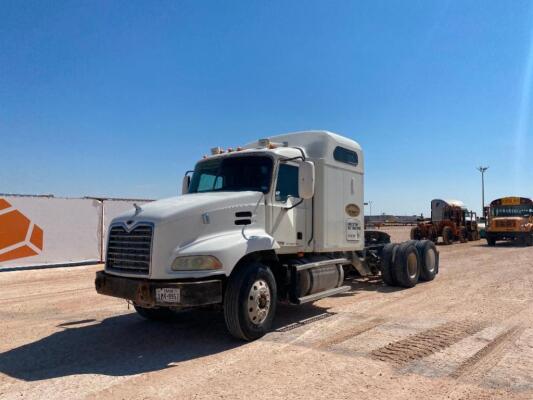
[1,227,532,400]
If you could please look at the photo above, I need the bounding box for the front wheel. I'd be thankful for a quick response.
[442,226,453,245]
[486,235,496,246]
[459,228,467,243]
[224,262,277,341]
[520,233,533,247]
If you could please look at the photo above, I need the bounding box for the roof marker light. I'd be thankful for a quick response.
[258,138,270,148]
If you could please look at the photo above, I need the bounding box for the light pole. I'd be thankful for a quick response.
[364,201,373,217]
[477,166,488,216]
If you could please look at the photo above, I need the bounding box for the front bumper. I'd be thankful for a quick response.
[95,270,223,308]
[486,231,523,241]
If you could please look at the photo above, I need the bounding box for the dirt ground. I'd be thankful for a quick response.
[1,227,532,400]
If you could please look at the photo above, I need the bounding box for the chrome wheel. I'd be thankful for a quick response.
[247,279,271,325]
[425,249,436,273]
[407,252,418,279]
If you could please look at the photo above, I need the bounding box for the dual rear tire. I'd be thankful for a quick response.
[381,240,438,288]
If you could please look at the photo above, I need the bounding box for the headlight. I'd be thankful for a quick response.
[171,255,222,271]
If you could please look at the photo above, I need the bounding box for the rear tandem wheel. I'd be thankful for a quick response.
[392,242,420,288]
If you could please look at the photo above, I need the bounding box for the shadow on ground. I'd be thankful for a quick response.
[340,275,408,294]
[471,241,528,248]
[0,302,332,382]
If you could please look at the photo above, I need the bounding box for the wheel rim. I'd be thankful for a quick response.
[247,279,271,325]
[407,252,418,279]
[425,249,436,272]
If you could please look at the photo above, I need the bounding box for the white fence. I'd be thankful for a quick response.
[0,195,152,268]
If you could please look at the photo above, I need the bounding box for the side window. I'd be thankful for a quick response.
[214,176,223,189]
[275,164,299,202]
[196,173,217,192]
[333,146,358,166]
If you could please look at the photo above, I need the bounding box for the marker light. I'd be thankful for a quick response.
[258,138,270,148]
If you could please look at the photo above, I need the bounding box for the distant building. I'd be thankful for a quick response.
[365,214,423,226]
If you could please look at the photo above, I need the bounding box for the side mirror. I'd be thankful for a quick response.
[182,175,191,195]
[298,161,315,199]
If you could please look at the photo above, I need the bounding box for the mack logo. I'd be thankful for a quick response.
[345,204,360,217]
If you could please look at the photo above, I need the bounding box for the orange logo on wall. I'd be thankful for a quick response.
[0,199,44,262]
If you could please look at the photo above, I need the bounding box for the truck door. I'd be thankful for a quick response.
[269,162,306,251]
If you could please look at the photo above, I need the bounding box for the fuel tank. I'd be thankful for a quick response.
[298,263,344,296]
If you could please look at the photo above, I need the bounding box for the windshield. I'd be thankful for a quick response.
[492,205,533,217]
[189,156,273,194]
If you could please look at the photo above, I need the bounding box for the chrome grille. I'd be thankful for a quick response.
[106,223,153,275]
[495,220,515,228]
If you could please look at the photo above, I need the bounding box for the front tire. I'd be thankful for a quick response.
[486,235,496,246]
[459,228,467,243]
[520,233,533,247]
[429,227,438,244]
[224,262,277,341]
[442,226,453,245]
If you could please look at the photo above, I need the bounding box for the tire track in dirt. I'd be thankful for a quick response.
[314,317,385,349]
[450,325,524,380]
[370,321,483,366]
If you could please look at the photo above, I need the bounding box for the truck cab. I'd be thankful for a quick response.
[95,131,439,340]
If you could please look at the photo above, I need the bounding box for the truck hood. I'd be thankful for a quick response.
[112,191,264,226]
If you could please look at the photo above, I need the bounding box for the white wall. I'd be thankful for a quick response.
[0,195,151,268]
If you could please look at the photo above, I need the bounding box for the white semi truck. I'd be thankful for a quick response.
[95,131,439,340]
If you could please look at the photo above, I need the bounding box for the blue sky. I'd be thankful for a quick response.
[1,0,532,216]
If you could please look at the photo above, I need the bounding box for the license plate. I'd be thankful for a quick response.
[346,218,361,241]
[155,288,180,304]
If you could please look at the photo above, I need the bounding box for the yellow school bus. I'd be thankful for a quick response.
[486,197,533,246]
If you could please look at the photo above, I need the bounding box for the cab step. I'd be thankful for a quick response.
[296,285,351,304]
